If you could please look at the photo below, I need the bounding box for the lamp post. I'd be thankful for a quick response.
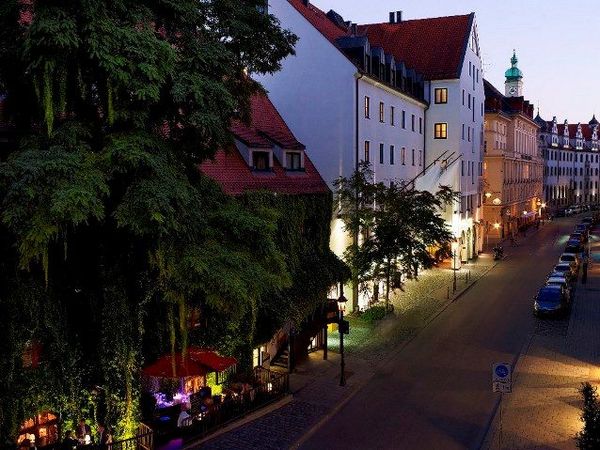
[337,284,348,387]
[451,240,459,292]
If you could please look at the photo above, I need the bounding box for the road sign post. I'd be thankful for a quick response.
[492,363,512,448]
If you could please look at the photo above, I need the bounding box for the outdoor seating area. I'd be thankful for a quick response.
[141,348,289,447]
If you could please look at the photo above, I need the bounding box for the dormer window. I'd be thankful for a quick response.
[252,151,271,171]
[285,151,303,171]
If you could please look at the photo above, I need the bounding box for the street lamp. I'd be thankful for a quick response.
[451,240,459,292]
[337,284,348,387]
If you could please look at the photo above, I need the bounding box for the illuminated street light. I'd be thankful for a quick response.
[494,222,501,230]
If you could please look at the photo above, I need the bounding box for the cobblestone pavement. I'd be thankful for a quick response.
[195,248,499,450]
[484,225,600,450]
[331,252,498,363]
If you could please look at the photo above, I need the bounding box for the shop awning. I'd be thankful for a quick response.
[188,347,237,372]
[142,348,237,379]
[142,354,208,379]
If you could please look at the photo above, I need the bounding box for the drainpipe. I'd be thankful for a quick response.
[423,80,431,183]
[352,72,364,312]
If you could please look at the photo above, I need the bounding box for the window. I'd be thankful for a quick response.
[468,93,471,109]
[462,89,465,105]
[434,88,448,104]
[364,96,370,118]
[418,150,422,166]
[419,117,423,134]
[468,127,471,142]
[390,145,395,165]
[364,141,370,162]
[379,102,385,122]
[462,124,465,140]
[411,114,415,132]
[411,149,415,166]
[461,161,465,176]
[434,123,448,139]
[286,152,302,170]
[401,147,406,165]
[379,143,384,164]
[253,151,270,171]
[402,110,406,129]
[390,106,395,126]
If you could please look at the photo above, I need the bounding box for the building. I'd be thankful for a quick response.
[200,92,333,370]
[253,1,431,310]
[360,12,486,262]
[482,53,542,242]
[538,115,600,211]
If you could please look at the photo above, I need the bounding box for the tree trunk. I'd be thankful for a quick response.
[385,261,391,311]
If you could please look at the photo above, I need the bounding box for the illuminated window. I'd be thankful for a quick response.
[434,123,448,139]
[364,141,370,162]
[364,96,370,118]
[434,88,448,104]
[379,102,385,122]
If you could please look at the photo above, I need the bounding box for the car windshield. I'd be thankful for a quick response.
[537,288,561,303]
[554,266,569,272]
[561,255,575,261]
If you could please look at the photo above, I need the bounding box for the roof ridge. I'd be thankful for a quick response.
[358,13,473,27]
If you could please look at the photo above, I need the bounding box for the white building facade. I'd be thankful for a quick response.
[360,12,485,261]
[538,115,600,211]
[255,1,428,310]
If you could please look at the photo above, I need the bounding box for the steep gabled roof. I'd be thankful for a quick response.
[288,0,349,44]
[357,14,474,80]
[230,94,304,150]
[200,93,328,196]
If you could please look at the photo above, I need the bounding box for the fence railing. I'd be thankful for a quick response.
[174,368,289,445]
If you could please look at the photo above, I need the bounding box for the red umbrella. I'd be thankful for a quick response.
[142,353,208,379]
[187,347,237,372]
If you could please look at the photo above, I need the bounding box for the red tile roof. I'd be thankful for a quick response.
[233,94,304,150]
[357,14,474,80]
[200,94,329,196]
[200,147,328,196]
[288,0,349,44]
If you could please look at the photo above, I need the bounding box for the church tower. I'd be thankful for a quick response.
[505,50,523,97]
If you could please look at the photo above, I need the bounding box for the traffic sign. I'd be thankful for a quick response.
[492,363,512,393]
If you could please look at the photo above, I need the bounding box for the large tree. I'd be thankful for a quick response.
[0,0,297,441]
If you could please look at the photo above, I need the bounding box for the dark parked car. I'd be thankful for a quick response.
[546,276,573,302]
[553,262,576,281]
[534,285,570,317]
[569,232,585,244]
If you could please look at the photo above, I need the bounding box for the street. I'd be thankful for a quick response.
[300,217,582,450]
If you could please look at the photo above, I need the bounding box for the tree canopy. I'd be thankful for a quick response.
[0,0,303,442]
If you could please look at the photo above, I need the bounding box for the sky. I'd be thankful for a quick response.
[308,0,599,124]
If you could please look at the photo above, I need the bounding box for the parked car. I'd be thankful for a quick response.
[553,262,576,281]
[569,232,585,244]
[559,253,580,268]
[546,277,573,302]
[555,208,567,217]
[534,285,570,317]
[575,224,590,235]
[581,216,594,225]
[565,244,584,258]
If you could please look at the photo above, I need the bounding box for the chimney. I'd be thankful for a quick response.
[389,12,395,23]
[302,0,309,6]
[396,11,403,22]
[351,23,357,35]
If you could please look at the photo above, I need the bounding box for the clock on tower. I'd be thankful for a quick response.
[504,50,523,97]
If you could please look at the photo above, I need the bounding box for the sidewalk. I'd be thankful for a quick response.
[483,231,600,449]
[195,251,499,449]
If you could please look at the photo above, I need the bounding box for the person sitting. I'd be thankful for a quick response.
[177,407,191,428]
